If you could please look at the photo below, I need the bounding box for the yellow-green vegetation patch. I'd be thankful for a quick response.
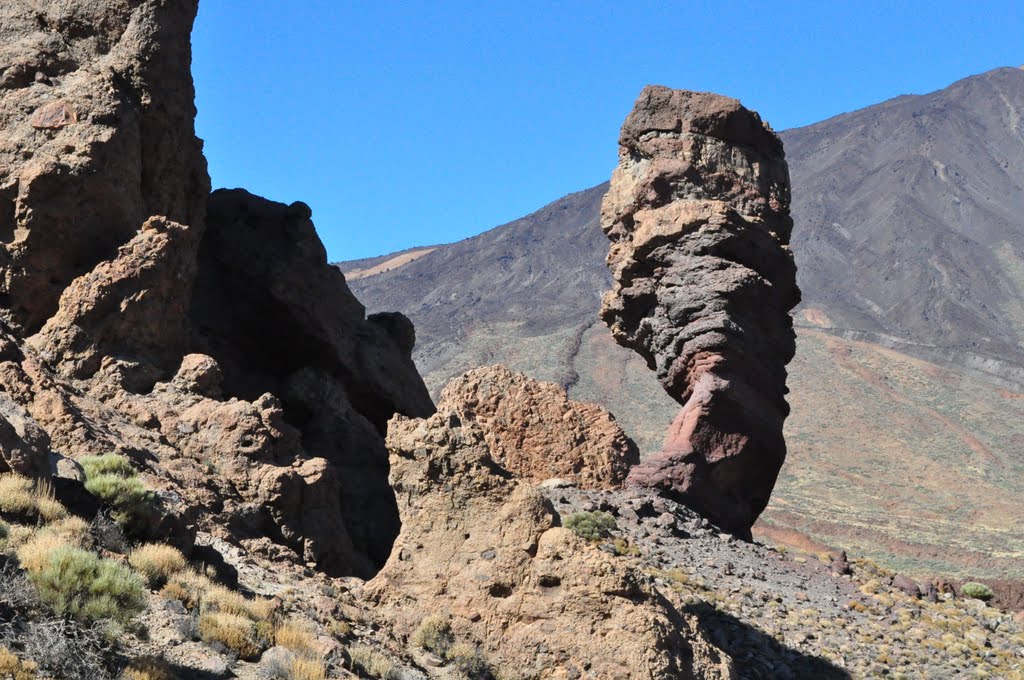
[348,645,398,679]
[0,474,67,524]
[29,545,146,624]
[15,516,91,572]
[80,455,154,535]
[411,615,454,656]
[563,511,616,541]
[128,543,187,589]
[198,611,268,660]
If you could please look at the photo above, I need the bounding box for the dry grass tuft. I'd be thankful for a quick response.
[15,518,91,573]
[349,645,398,679]
[411,614,454,656]
[0,475,68,524]
[0,647,38,680]
[198,612,266,660]
[275,619,317,655]
[121,656,173,680]
[287,657,327,680]
[129,543,187,588]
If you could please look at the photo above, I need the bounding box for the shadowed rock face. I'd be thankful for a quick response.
[0,0,434,577]
[600,86,800,537]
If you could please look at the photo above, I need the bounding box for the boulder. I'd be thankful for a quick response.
[600,86,800,536]
[438,365,638,488]
[366,408,732,679]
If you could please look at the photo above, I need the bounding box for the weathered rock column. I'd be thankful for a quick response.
[601,86,800,537]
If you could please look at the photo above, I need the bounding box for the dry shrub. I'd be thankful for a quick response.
[275,619,316,655]
[0,475,67,524]
[411,614,454,656]
[198,612,266,660]
[121,656,173,680]
[128,543,186,588]
[0,647,38,679]
[203,583,277,621]
[349,645,398,679]
[15,518,91,573]
[288,657,327,680]
[446,642,493,679]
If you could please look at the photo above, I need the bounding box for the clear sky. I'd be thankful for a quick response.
[192,1,1023,262]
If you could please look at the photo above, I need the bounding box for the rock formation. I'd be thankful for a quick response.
[0,0,433,578]
[367,404,731,679]
[438,365,638,488]
[600,86,800,537]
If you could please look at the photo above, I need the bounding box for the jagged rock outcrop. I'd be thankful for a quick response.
[0,0,434,578]
[0,0,208,334]
[367,405,731,679]
[439,365,638,488]
[601,86,800,537]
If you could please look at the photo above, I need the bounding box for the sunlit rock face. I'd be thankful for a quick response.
[601,85,800,537]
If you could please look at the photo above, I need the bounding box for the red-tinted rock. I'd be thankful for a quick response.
[29,100,76,129]
[601,86,800,537]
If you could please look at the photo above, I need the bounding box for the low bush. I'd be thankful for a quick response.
[28,545,146,624]
[564,511,617,541]
[78,454,137,479]
[411,615,454,656]
[961,582,994,601]
[0,647,38,679]
[83,473,153,535]
[129,543,186,589]
[0,475,67,524]
[275,619,316,655]
[121,656,173,680]
[15,517,91,573]
[287,657,328,680]
[349,645,399,679]
[198,612,267,660]
[446,642,494,680]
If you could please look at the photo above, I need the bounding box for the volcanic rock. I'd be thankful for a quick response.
[0,0,209,333]
[367,406,731,679]
[0,0,435,577]
[600,86,800,536]
[438,365,638,488]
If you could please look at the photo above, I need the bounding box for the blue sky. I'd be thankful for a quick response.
[192,1,1023,262]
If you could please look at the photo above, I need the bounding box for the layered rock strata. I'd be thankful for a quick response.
[438,365,638,488]
[0,0,433,577]
[601,86,800,536]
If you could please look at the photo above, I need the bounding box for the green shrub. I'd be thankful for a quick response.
[28,546,146,624]
[78,454,136,479]
[0,520,8,547]
[411,615,454,656]
[961,582,994,601]
[564,511,617,541]
[83,471,153,535]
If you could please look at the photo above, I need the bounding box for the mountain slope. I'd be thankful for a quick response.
[790,66,1024,386]
[339,67,1024,578]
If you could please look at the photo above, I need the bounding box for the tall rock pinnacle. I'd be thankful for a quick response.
[600,86,800,537]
